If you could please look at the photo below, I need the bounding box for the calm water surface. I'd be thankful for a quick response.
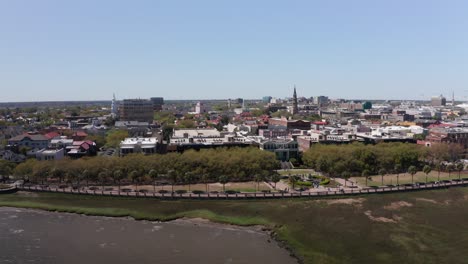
[0,207,296,264]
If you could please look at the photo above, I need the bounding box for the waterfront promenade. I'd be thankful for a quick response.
[14,179,468,199]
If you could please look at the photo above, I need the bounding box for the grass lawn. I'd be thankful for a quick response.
[2,188,468,264]
[278,169,317,176]
[104,181,271,193]
[351,171,468,187]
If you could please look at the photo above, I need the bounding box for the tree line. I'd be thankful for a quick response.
[302,142,465,179]
[12,147,279,189]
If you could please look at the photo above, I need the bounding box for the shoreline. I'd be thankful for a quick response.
[0,203,302,264]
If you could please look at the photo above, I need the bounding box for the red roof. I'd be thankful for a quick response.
[313,121,327,125]
[428,123,457,129]
[44,132,60,139]
[73,131,88,137]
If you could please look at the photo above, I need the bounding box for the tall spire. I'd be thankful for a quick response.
[293,85,298,115]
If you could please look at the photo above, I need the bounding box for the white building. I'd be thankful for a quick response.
[119,137,158,156]
[36,148,65,161]
[195,101,207,114]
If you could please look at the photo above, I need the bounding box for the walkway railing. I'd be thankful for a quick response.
[16,180,468,200]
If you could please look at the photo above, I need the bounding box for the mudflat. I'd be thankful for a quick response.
[0,207,296,264]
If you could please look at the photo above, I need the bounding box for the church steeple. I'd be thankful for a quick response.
[293,85,298,114]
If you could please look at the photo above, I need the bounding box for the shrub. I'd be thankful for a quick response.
[320,179,330,185]
[175,190,187,194]
[192,190,204,194]
[296,181,312,187]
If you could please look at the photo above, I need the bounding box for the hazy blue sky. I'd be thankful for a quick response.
[1,0,467,102]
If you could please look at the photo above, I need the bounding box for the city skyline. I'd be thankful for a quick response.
[1,0,468,102]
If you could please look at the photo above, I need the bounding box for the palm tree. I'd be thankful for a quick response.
[394,164,402,186]
[218,175,229,192]
[408,166,417,184]
[456,162,465,180]
[378,168,386,186]
[362,169,370,186]
[423,165,432,183]
[270,174,281,189]
[148,169,159,193]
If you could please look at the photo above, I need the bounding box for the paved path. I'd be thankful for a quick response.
[15,179,468,200]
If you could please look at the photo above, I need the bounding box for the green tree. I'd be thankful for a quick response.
[342,171,351,187]
[456,162,465,180]
[105,130,129,148]
[289,175,298,190]
[201,173,210,193]
[0,160,14,182]
[394,164,402,186]
[446,164,455,179]
[82,169,90,187]
[98,170,109,191]
[423,165,432,183]
[218,175,229,192]
[378,168,386,186]
[362,169,370,187]
[129,170,140,192]
[254,174,265,192]
[184,172,194,192]
[148,169,159,193]
[112,169,124,193]
[270,173,281,189]
[408,166,417,184]
[167,170,178,194]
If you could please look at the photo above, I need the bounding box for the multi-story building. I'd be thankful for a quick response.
[258,128,288,139]
[35,148,65,161]
[8,132,49,150]
[150,97,164,111]
[120,137,159,156]
[195,101,207,114]
[431,95,446,107]
[313,96,329,106]
[119,99,154,123]
[425,127,468,148]
[262,96,272,103]
[268,118,311,130]
[258,139,298,161]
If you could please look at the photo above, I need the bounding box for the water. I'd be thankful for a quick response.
[0,207,297,264]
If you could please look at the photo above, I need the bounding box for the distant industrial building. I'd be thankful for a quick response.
[119,99,154,123]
